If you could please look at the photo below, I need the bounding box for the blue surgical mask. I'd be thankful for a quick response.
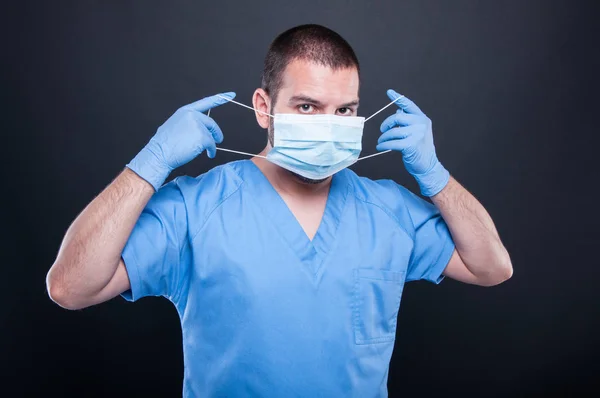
[267,113,364,180]
[212,94,402,178]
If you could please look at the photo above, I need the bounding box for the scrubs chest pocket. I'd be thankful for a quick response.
[353,268,406,345]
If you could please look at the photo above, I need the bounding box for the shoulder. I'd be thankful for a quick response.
[172,160,245,199]
[153,161,247,226]
[172,160,247,206]
[340,169,421,239]
[342,169,414,214]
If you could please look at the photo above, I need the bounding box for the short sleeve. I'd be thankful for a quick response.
[120,179,191,302]
[398,185,456,284]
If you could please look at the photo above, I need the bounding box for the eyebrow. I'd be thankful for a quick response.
[288,95,360,108]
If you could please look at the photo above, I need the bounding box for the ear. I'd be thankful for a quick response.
[252,88,271,129]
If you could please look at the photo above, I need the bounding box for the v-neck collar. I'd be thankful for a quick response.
[240,160,350,281]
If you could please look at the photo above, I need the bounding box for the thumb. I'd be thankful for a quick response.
[186,92,236,113]
[386,89,424,115]
[386,89,404,103]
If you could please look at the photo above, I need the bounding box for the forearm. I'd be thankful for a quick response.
[47,168,154,303]
[431,176,512,283]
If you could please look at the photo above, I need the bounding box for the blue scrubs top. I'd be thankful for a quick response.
[121,159,455,397]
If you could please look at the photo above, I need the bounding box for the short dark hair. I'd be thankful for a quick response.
[261,24,360,105]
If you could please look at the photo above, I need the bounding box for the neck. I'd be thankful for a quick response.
[252,145,332,197]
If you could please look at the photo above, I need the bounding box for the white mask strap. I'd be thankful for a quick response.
[208,95,272,157]
[356,96,403,160]
[364,95,404,121]
[216,147,267,159]
[215,94,274,118]
[356,150,392,161]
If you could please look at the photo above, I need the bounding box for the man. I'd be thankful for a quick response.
[47,24,512,397]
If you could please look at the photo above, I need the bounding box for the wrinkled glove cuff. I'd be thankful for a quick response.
[414,161,450,197]
[126,145,172,192]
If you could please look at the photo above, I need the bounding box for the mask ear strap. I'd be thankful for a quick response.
[216,147,267,159]
[357,96,404,161]
[364,95,404,122]
[208,95,274,158]
[356,150,392,161]
[215,94,274,118]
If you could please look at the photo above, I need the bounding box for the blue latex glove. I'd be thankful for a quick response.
[377,89,450,197]
[126,92,235,191]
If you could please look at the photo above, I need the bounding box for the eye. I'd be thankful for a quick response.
[337,107,353,116]
[298,104,314,113]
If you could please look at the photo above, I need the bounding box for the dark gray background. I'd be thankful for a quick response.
[2,0,599,396]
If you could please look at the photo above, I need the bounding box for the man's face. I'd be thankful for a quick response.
[268,59,360,184]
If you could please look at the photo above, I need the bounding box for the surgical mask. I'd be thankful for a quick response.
[267,113,364,180]
[210,94,402,179]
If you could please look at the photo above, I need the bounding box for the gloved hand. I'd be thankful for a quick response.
[376,89,450,197]
[126,92,236,191]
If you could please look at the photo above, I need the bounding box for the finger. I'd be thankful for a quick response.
[205,139,217,159]
[380,112,420,132]
[377,125,420,145]
[185,92,236,113]
[196,113,224,144]
[376,135,421,153]
[387,89,424,116]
